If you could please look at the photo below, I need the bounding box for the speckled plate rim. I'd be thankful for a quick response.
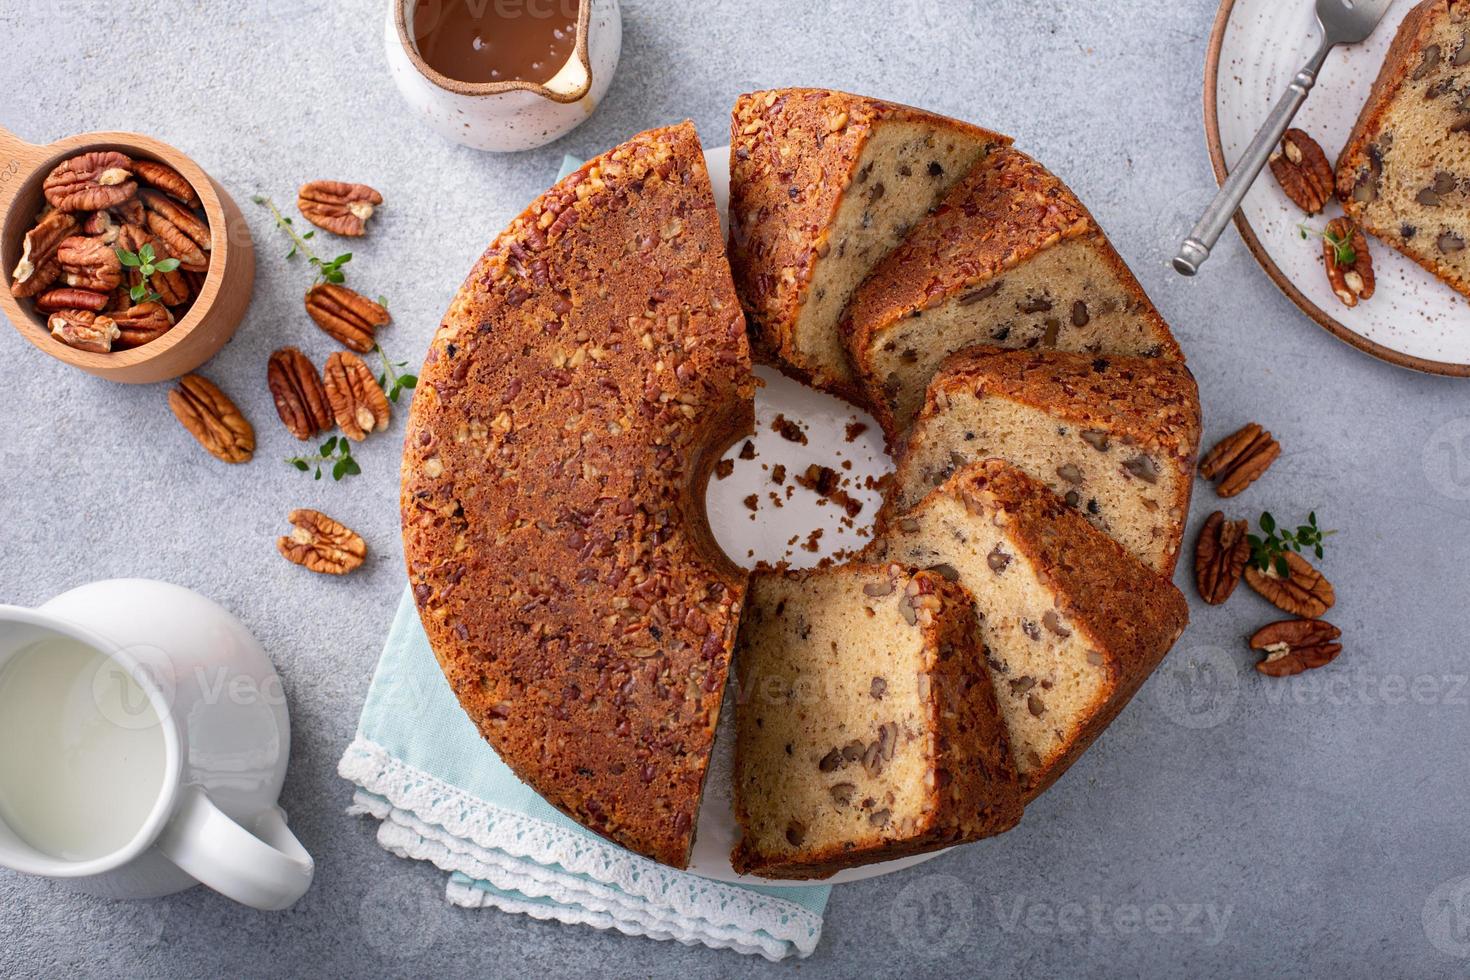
[1203,0,1470,377]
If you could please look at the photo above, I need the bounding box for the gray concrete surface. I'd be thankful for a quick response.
[2,0,1469,976]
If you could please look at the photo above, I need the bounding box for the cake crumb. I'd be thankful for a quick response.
[715,459,735,479]
[771,464,787,484]
[772,414,808,445]
[845,421,869,442]
[739,441,757,460]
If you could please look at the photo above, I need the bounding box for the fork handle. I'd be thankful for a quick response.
[1174,38,1334,275]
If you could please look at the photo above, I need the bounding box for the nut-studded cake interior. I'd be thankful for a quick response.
[728,89,1006,396]
[788,123,996,392]
[731,564,1021,878]
[401,122,755,868]
[844,148,1181,437]
[871,461,1188,797]
[1337,0,1470,294]
[888,348,1201,575]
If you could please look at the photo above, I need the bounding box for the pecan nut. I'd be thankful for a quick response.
[43,151,136,212]
[168,374,254,463]
[34,287,110,314]
[267,346,333,440]
[1322,218,1374,308]
[133,160,200,208]
[81,209,121,244]
[305,283,389,352]
[140,188,209,271]
[57,236,123,292]
[1245,552,1335,618]
[1198,423,1280,497]
[1249,619,1342,677]
[11,209,79,294]
[298,181,382,237]
[48,309,119,353]
[110,302,175,349]
[1194,510,1250,605]
[117,223,190,306]
[277,509,367,574]
[323,351,390,441]
[1268,129,1334,214]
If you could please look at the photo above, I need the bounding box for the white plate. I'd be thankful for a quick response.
[684,146,947,884]
[1208,0,1470,375]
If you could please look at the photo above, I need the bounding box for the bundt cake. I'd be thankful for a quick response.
[884,347,1201,575]
[728,88,1009,399]
[867,460,1188,799]
[401,122,756,868]
[842,147,1183,439]
[1336,0,1470,298]
[730,563,1023,879]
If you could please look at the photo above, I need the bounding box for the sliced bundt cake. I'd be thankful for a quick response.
[728,88,1009,399]
[843,147,1183,439]
[884,347,1201,575]
[1336,0,1470,297]
[731,563,1023,879]
[868,460,1188,799]
[401,123,756,868]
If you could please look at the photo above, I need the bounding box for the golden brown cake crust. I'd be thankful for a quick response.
[881,347,1202,572]
[843,148,1183,435]
[401,123,755,868]
[727,88,1010,396]
[730,564,1022,879]
[1335,0,1470,298]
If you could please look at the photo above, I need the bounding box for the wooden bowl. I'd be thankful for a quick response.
[0,124,254,384]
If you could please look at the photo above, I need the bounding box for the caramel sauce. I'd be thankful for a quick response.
[412,0,580,85]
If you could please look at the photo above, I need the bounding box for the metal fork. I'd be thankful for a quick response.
[1173,0,1395,276]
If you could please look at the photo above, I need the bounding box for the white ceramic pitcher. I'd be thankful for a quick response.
[0,579,313,910]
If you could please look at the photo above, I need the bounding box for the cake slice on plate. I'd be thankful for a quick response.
[1336,0,1470,297]
[402,122,755,868]
[731,563,1023,879]
[884,347,1201,575]
[728,88,1010,400]
[843,147,1182,439]
[868,459,1188,800]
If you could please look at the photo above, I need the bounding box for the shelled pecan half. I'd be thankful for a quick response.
[267,346,333,440]
[48,309,119,353]
[1199,423,1280,497]
[140,188,209,271]
[133,160,200,208]
[1194,511,1250,605]
[277,509,367,574]
[34,288,110,314]
[1245,552,1335,618]
[10,210,78,295]
[323,351,390,440]
[168,374,254,463]
[1268,129,1334,214]
[1250,619,1342,677]
[305,283,389,352]
[57,236,122,292]
[110,302,175,349]
[43,151,136,212]
[298,181,382,236]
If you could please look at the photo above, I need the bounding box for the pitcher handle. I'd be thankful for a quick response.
[155,786,314,911]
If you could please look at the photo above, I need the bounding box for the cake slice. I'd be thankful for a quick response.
[884,348,1201,575]
[868,460,1188,799]
[843,147,1183,438]
[731,563,1023,879]
[1336,0,1470,297]
[402,123,755,868]
[728,88,1010,399]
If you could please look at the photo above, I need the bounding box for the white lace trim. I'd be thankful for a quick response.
[338,735,821,960]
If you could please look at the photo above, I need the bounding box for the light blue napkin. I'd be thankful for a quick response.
[339,591,828,959]
[338,156,828,960]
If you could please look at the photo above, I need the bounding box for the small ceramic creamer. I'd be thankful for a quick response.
[0,580,313,910]
[385,0,622,152]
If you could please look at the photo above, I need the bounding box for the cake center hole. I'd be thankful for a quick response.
[704,366,891,570]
